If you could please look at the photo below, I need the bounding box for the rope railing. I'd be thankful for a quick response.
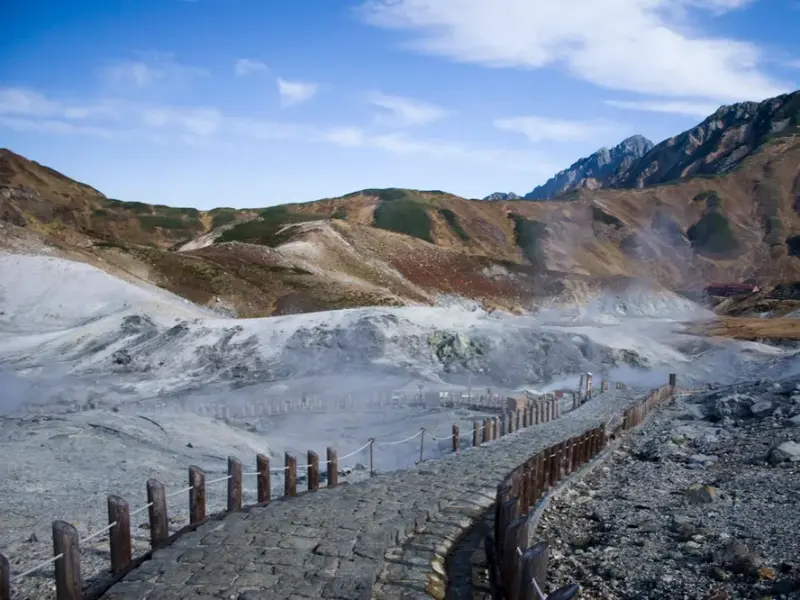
[0,388,578,599]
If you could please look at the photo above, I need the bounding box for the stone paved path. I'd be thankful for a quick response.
[101,387,645,600]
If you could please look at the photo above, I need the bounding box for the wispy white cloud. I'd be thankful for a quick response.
[276,77,318,107]
[0,116,120,139]
[99,52,208,91]
[357,0,790,102]
[0,88,119,120]
[493,115,624,143]
[234,58,269,76]
[605,99,721,117]
[0,86,544,171]
[367,91,449,126]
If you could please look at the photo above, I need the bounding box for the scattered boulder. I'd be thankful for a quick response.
[671,515,700,541]
[685,483,717,504]
[767,441,800,464]
[748,400,773,417]
[705,393,756,421]
[111,349,132,365]
[713,540,764,577]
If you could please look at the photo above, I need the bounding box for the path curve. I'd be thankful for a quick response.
[101,387,643,600]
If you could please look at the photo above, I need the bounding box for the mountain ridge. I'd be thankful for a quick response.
[524,134,654,200]
[2,89,800,319]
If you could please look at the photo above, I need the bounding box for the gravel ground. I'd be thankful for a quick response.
[538,379,800,599]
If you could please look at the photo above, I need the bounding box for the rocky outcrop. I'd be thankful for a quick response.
[525,135,654,200]
[482,192,521,201]
[611,90,800,188]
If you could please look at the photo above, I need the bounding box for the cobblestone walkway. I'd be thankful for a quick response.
[102,388,643,600]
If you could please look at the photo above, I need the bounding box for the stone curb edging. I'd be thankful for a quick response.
[371,388,648,599]
[381,387,680,600]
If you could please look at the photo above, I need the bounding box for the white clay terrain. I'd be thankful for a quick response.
[2,250,800,596]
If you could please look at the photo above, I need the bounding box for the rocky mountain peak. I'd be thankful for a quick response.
[524,134,654,200]
[611,90,800,188]
[482,192,521,201]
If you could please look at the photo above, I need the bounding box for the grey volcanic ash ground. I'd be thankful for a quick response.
[538,380,800,599]
[2,251,800,598]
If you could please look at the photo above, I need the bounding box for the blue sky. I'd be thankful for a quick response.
[1,0,798,209]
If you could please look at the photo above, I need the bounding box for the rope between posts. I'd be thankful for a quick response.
[165,485,194,499]
[5,395,560,586]
[80,521,117,544]
[205,475,232,486]
[9,553,64,582]
[374,429,423,446]
[338,439,374,461]
[130,501,154,517]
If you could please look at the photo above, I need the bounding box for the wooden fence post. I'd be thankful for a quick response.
[256,454,270,503]
[529,457,540,506]
[566,437,575,474]
[107,495,131,574]
[146,479,168,549]
[484,533,502,598]
[285,453,297,497]
[419,428,425,463]
[189,466,206,522]
[558,441,568,480]
[473,421,480,446]
[496,497,519,561]
[326,447,338,487]
[518,541,549,600]
[1,552,10,600]
[549,444,559,487]
[515,410,522,431]
[502,515,530,599]
[494,484,512,553]
[452,424,460,452]
[227,457,243,512]
[308,451,319,492]
[369,438,375,475]
[52,520,81,600]
[482,419,490,444]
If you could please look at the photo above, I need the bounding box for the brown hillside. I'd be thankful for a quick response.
[2,128,800,321]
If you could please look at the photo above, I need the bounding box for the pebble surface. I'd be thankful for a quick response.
[537,379,800,599]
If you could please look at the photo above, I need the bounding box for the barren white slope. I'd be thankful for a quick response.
[2,251,800,598]
[1,252,795,412]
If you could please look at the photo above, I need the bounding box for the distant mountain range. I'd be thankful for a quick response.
[525,134,654,200]
[1,89,799,318]
[482,192,521,201]
[484,90,800,201]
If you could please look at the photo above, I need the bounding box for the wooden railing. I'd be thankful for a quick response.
[1,393,570,600]
[487,375,677,599]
